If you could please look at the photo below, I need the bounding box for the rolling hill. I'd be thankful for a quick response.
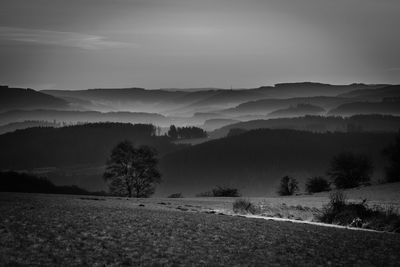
[266,104,325,118]
[338,85,400,100]
[328,98,400,116]
[0,110,170,126]
[210,115,400,138]
[0,86,69,112]
[39,83,383,116]
[221,96,354,116]
[158,129,395,196]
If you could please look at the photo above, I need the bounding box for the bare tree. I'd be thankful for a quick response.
[104,140,161,197]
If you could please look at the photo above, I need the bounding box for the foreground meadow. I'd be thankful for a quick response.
[1,192,400,266]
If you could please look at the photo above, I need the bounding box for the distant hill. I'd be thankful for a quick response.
[202,118,240,131]
[254,82,387,98]
[43,87,185,113]
[266,104,325,118]
[39,83,385,116]
[0,109,169,126]
[0,86,69,111]
[338,85,400,100]
[328,98,400,116]
[221,96,354,116]
[210,115,400,138]
[158,129,394,196]
[0,120,61,135]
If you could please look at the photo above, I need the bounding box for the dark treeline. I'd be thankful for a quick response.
[167,125,208,140]
[159,129,396,196]
[0,123,180,169]
[0,171,106,195]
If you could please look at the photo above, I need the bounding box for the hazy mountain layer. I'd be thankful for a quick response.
[328,99,400,116]
[0,110,169,126]
[210,115,400,138]
[266,104,325,118]
[0,86,69,112]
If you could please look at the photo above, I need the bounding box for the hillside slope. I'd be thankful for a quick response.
[0,86,69,111]
[158,129,395,196]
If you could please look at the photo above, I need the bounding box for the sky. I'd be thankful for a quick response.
[0,0,399,89]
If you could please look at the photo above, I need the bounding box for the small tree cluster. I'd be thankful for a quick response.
[277,176,299,196]
[167,125,207,140]
[327,152,373,189]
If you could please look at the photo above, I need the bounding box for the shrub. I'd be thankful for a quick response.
[233,199,260,215]
[318,192,400,232]
[168,193,183,198]
[327,152,373,189]
[305,176,330,193]
[277,176,299,196]
[318,191,347,223]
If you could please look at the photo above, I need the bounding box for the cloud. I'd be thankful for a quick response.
[0,26,133,50]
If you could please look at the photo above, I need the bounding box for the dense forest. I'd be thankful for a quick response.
[158,129,396,196]
[0,123,179,169]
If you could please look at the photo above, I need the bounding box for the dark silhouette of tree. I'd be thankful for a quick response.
[104,141,161,197]
[277,176,298,196]
[167,125,207,140]
[168,125,178,140]
[327,152,373,189]
[383,130,400,182]
[305,176,330,193]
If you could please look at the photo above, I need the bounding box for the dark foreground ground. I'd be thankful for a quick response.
[1,193,400,266]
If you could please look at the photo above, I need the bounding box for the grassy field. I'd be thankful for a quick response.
[1,192,400,266]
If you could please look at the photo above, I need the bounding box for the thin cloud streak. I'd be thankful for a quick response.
[0,26,133,50]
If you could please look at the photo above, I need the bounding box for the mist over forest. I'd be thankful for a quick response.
[1,82,399,196]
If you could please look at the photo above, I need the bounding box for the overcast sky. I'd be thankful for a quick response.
[1,0,399,89]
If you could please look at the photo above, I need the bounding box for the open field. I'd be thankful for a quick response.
[1,192,400,266]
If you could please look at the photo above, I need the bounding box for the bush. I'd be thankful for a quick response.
[318,191,400,232]
[327,152,373,189]
[318,191,347,223]
[233,199,260,215]
[168,193,183,198]
[277,176,299,196]
[305,176,330,193]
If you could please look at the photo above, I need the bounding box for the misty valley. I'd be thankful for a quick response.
[1,82,400,266]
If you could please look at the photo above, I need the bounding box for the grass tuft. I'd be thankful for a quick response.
[233,199,260,215]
